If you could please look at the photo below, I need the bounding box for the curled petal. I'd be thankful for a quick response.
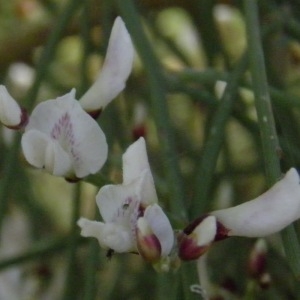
[143,204,174,257]
[122,137,152,184]
[25,90,108,178]
[0,85,27,128]
[79,17,134,112]
[21,129,73,176]
[77,218,135,252]
[211,168,300,237]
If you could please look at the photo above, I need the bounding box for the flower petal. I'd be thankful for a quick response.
[77,218,105,241]
[136,169,158,206]
[96,182,139,223]
[78,218,135,252]
[122,137,151,184]
[143,204,174,257]
[0,85,23,127]
[79,17,134,111]
[25,90,78,135]
[136,217,161,262]
[211,168,300,237]
[21,129,73,176]
[193,216,217,247]
[25,90,108,178]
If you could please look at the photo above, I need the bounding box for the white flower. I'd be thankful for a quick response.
[0,17,134,179]
[78,138,174,266]
[79,16,134,113]
[0,85,28,128]
[21,89,107,178]
[211,168,300,237]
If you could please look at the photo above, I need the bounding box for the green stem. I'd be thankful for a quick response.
[82,240,100,300]
[0,134,21,227]
[244,0,280,183]
[62,183,81,300]
[176,69,300,109]
[244,0,300,279]
[115,0,187,221]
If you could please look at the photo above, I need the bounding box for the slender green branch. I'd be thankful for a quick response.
[244,0,280,183]
[83,240,100,300]
[63,183,81,300]
[175,69,300,109]
[244,0,300,279]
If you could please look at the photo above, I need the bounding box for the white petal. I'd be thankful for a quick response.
[122,137,151,184]
[0,85,22,127]
[144,204,174,257]
[25,90,77,134]
[67,102,108,177]
[79,17,134,111]
[21,129,73,176]
[77,218,135,252]
[102,223,135,252]
[211,168,300,237]
[136,169,158,206]
[78,218,105,240]
[193,216,217,247]
[96,182,139,223]
[26,90,108,178]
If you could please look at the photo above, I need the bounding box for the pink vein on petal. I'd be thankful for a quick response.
[50,112,80,162]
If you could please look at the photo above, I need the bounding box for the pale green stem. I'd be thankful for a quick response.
[244,0,300,279]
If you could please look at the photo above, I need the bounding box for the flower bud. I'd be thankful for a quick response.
[247,239,267,279]
[178,216,217,261]
[0,85,28,129]
[132,102,147,141]
[136,217,161,262]
[258,272,271,289]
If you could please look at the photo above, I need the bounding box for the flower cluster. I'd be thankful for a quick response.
[3,15,300,272]
[78,134,300,269]
[0,17,133,180]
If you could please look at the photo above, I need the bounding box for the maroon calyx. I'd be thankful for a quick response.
[6,107,29,130]
[183,214,229,240]
[177,231,211,261]
[87,108,102,119]
[65,176,80,183]
[132,125,146,141]
[215,220,230,241]
[183,214,209,235]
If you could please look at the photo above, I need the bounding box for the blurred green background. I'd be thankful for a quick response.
[1,0,300,299]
